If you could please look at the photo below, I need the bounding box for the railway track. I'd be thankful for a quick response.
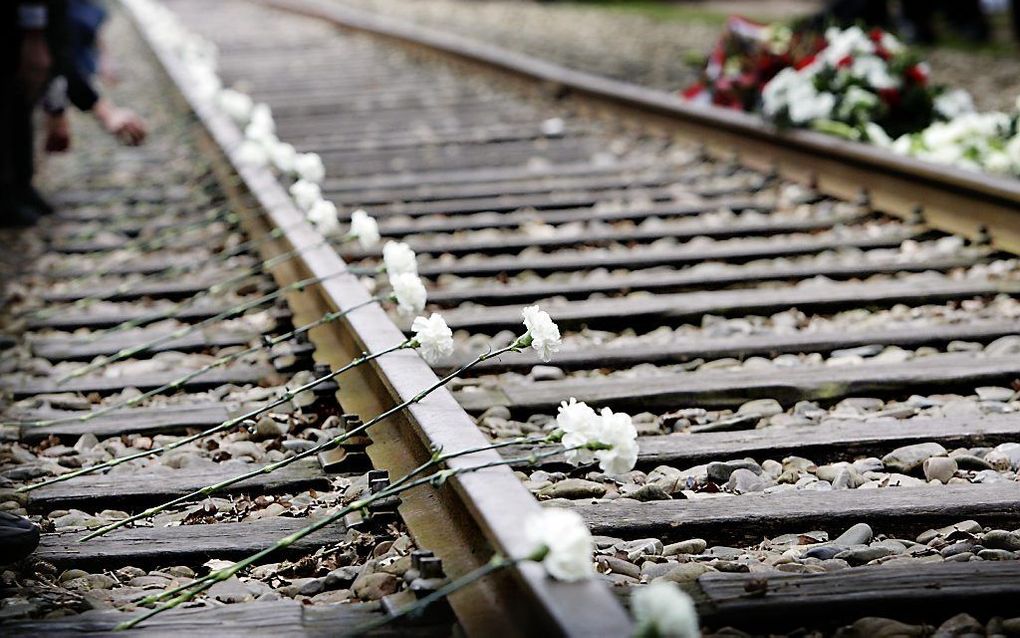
[2,0,1020,635]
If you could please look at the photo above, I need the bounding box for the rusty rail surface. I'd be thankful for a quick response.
[121,2,632,636]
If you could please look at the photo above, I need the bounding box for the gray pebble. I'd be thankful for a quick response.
[833,523,874,546]
[663,538,706,556]
[707,459,762,483]
[882,442,947,473]
[835,545,897,565]
[922,456,958,483]
[537,478,606,500]
[981,530,1020,551]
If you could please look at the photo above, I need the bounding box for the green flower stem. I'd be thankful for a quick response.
[117,444,574,631]
[17,340,411,495]
[11,297,380,429]
[83,342,525,541]
[80,237,331,344]
[345,555,520,637]
[57,268,343,384]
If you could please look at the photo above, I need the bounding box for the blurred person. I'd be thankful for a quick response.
[1,1,55,227]
[901,0,990,44]
[43,0,147,154]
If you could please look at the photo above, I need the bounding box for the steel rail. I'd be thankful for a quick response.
[257,0,1020,254]
[122,3,632,637]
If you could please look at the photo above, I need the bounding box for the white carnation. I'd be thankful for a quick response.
[1006,135,1020,170]
[389,272,427,316]
[632,582,700,638]
[244,118,275,146]
[594,407,639,476]
[850,56,898,90]
[520,305,561,362]
[523,508,594,582]
[217,88,253,124]
[294,153,325,184]
[235,140,268,167]
[268,141,297,174]
[382,241,418,276]
[249,103,274,134]
[411,313,454,364]
[864,122,892,147]
[556,398,599,466]
[788,91,835,125]
[349,209,381,249]
[307,199,341,236]
[934,89,976,121]
[289,180,322,212]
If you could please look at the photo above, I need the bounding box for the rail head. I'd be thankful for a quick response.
[257,0,1020,253]
[120,2,633,636]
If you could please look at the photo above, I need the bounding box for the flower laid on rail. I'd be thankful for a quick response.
[523,508,595,582]
[410,313,454,365]
[307,199,341,237]
[516,305,561,362]
[555,399,639,475]
[389,272,427,317]
[595,407,639,475]
[632,582,700,638]
[235,140,269,167]
[294,152,325,184]
[249,103,275,134]
[268,141,297,174]
[556,398,599,466]
[217,88,253,124]
[382,241,418,276]
[244,118,274,148]
[289,179,321,212]
[349,209,381,249]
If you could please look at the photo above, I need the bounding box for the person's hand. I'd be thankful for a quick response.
[17,31,52,101]
[95,101,147,145]
[44,112,72,153]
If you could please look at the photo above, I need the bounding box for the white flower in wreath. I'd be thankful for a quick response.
[788,91,835,125]
[851,56,898,90]
[934,89,976,121]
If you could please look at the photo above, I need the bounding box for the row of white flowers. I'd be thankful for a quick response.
[121,1,698,633]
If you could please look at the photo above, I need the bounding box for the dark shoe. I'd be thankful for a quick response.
[0,511,40,563]
[20,186,54,216]
[0,201,41,228]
